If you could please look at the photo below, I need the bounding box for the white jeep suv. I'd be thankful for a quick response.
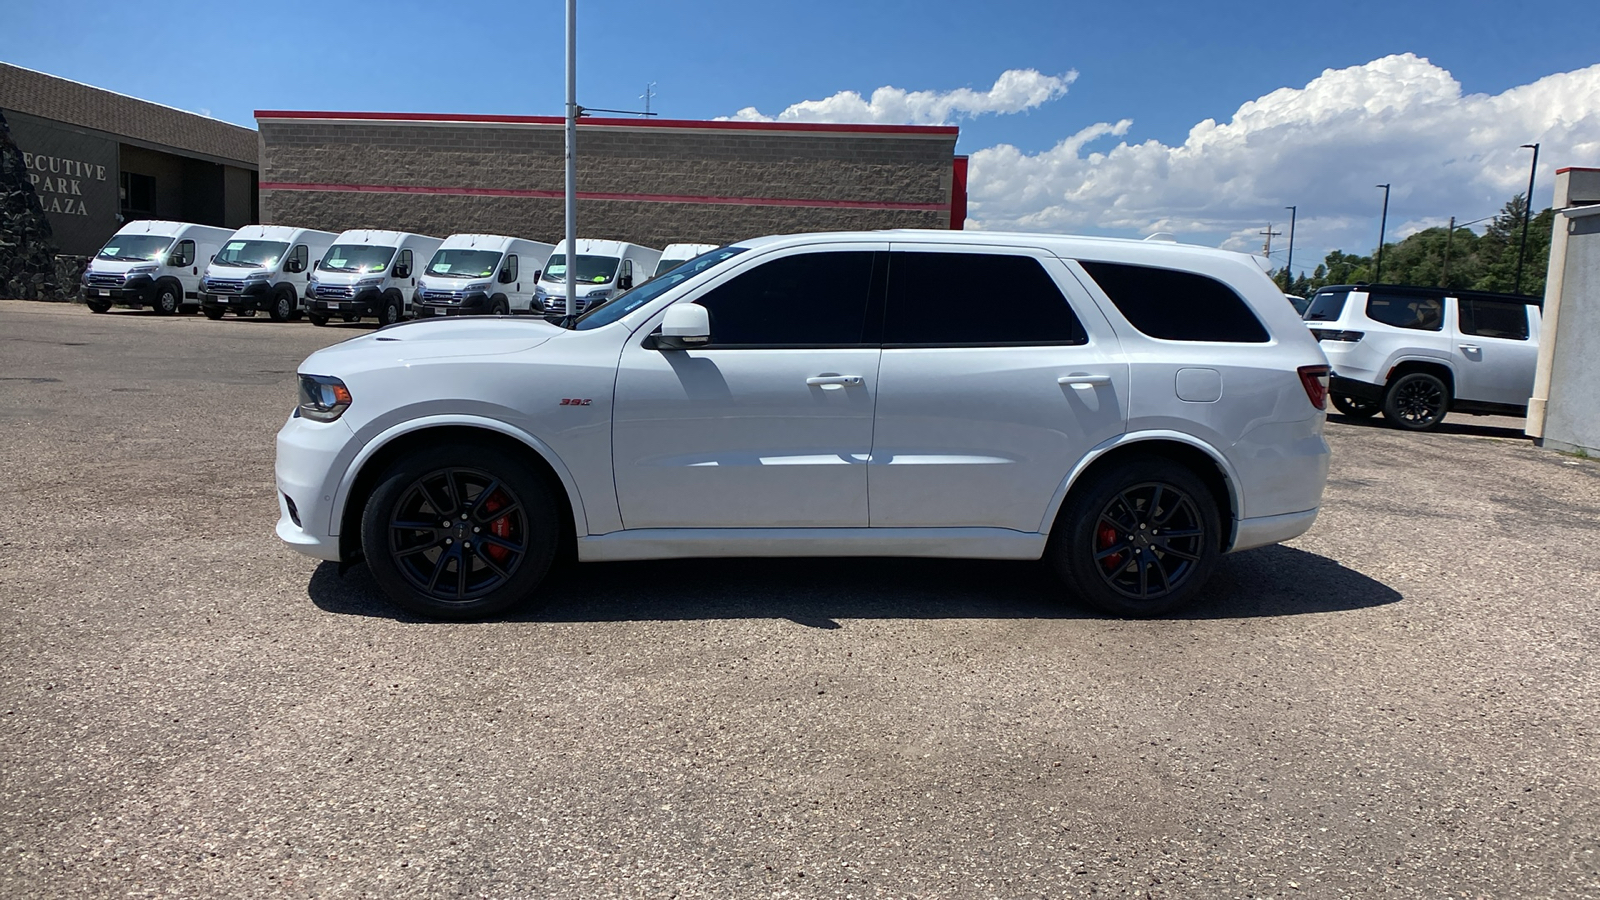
[1303,284,1542,430]
[276,231,1333,619]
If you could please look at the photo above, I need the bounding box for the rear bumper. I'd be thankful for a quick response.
[1329,374,1384,403]
[1230,507,1319,553]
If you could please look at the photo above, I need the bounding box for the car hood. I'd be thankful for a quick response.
[301,317,565,368]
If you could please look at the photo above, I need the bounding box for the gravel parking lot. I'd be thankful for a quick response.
[2,299,1597,899]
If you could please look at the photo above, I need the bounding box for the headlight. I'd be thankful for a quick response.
[128,264,157,274]
[466,282,490,292]
[245,271,270,281]
[357,277,383,288]
[534,287,548,298]
[297,374,352,422]
[585,290,612,302]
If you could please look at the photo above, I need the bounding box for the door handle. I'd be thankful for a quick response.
[1058,374,1112,388]
[1459,344,1480,352]
[806,375,863,389]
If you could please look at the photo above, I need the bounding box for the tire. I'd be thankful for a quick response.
[268,288,295,322]
[86,299,111,314]
[343,314,360,323]
[1382,372,1450,431]
[152,283,180,315]
[235,307,256,318]
[1331,394,1380,418]
[361,442,560,619]
[1048,455,1221,617]
[308,314,329,327]
[489,296,509,316]
[202,306,224,320]
[380,293,404,326]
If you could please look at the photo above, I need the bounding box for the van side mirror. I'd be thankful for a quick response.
[498,268,515,284]
[652,303,710,350]
[619,274,634,290]
[312,259,320,270]
[532,269,541,281]
[394,264,410,279]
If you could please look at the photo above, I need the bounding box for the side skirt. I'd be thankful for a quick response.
[577,527,1049,563]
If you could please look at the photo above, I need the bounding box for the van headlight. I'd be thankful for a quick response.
[357,277,384,288]
[128,264,158,274]
[297,374,352,422]
[466,282,490,293]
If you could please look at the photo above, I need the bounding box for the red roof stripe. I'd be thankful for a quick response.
[1555,167,1600,175]
[252,110,958,136]
[259,181,950,212]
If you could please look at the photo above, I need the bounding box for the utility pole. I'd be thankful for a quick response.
[1260,222,1282,258]
[563,0,577,322]
[641,82,657,118]
[1515,142,1540,294]
[1284,206,1297,291]
[1442,216,1455,288]
[1374,184,1391,283]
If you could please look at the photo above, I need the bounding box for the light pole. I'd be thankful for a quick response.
[1514,142,1540,295]
[1283,205,1297,291]
[564,0,577,322]
[1374,184,1391,283]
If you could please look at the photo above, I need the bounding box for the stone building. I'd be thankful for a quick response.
[256,111,966,248]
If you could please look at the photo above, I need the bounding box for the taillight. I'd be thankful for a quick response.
[1311,329,1365,342]
[1298,365,1330,411]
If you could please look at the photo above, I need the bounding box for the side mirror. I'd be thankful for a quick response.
[653,303,710,350]
[312,259,321,270]
[394,265,409,279]
[498,268,515,284]
[619,274,634,290]
[532,269,541,282]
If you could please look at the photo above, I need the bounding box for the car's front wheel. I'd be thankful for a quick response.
[1049,456,1221,617]
[361,442,560,619]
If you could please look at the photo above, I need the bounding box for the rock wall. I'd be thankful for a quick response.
[0,110,72,300]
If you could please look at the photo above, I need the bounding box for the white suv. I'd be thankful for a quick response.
[276,231,1333,619]
[1303,284,1542,430]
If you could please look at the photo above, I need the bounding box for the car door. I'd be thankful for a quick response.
[1450,296,1539,406]
[612,244,885,529]
[868,245,1128,531]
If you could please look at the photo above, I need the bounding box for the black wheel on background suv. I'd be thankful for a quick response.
[1049,455,1221,617]
[1331,394,1380,418]
[1382,372,1449,431]
[202,306,224,320]
[361,442,560,619]
[86,298,111,313]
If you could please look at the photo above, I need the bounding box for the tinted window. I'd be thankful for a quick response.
[1459,298,1529,340]
[1304,290,1349,321]
[696,251,874,346]
[573,247,747,331]
[289,244,308,271]
[1079,261,1269,342]
[172,240,195,267]
[397,249,412,275]
[1366,291,1442,331]
[884,252,1084,345]
[502,254,518,282]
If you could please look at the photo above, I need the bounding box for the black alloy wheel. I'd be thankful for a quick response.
[490,297,509,316]
[1382,372,1449,431]
[1331,394,1380,418]
[1050,456,1220,617]
[362,443,558,619]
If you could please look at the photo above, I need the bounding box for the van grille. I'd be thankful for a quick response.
[207,279,245,294]
[312,284,354,300]
[421,289,463,305]
[87,273,125,287]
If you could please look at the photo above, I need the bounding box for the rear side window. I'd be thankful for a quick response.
[1079,261,1269,342]
[1459,298,1529,340]
[1304,290,1348,322]
[884,252,1085,345]
[696,251,875,346]
[1366,291,1442,331]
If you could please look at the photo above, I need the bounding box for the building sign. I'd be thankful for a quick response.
[2,111,119,256]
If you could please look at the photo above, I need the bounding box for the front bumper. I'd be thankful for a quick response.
[275,411,358,562]
[305,287,382,317]
[415,291,491,317]
[200,284,272,311]
[82,275,154,303]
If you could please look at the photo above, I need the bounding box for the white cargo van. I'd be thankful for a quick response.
[652,243,719,279]
[304,230,443,327]
[534,239,661,317]
[81,220,236,315]
[198,225,339,322]
[414,234,555,318]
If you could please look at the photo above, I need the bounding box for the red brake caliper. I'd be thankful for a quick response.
[482,491,512,564]
[1097,522,1123,571]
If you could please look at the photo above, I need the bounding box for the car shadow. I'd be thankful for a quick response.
[306,544,1401,627]
[1329,414,1530,441]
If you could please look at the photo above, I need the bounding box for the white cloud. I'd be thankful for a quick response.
[968,54,1600,268]
[721,68,1075,125]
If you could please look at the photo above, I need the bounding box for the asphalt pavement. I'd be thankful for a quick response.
[1,299,1597,899]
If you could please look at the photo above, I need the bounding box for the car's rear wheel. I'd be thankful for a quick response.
[1331,394,1380,418]
[1049,456,1220,617]
[380,293,404,326]
[308,313,329,327]
[361,443,559,619]
[86,298,111,313]
[202,306,224,320]
[1382,372,1449,431]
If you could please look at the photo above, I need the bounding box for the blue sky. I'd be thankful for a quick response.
[6,0,1599,269]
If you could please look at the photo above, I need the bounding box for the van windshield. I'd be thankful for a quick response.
[427,249,502,278]
[573,246,747,331]
[96,235,174,262]
[654,258,692,278]
[1304,289,1350,321]
[214,240,289,268]
[320,245,396,273]
[543,254,619,284]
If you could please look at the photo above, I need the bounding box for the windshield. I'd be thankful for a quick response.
[426,249,503,279]
[213,240,289,269]
[574,246,747,331]
[320,244,396,274]
[543,254,620,284]
[654,258,692,278]
[96,235,173,262]
[1304,289,1350,321]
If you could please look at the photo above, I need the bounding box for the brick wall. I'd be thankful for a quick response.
[259,117,957,247]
